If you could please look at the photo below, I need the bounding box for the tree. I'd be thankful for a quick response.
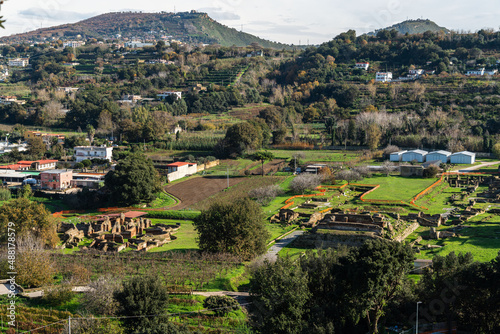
[289,174,323,194]
[27,136,46,158]
[250,257,311,334]
[380,161,395,176]
[194,198,269,260]
[105,154,161,206]
[218,122,264,157]
[366,123,381,150]
[338,240,414,333]
[18,184,32,199]
[0,198,57,246]
[336,169,361,184]
[82,275,121,316]
[15,234,56,288]
[492,142,500,159]
[253,151,274,176]
[86,124,96,144]
[114,275,169,333]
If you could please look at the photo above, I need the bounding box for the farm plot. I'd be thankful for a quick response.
[165,176,247,210]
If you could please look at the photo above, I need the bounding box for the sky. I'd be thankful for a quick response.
[1,0,499,44]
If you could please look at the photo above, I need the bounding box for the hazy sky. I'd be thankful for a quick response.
[1,0,499,44]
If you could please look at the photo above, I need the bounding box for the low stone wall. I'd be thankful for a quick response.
[394,222,420,242]
[317,221,384,234]
[196,160,220,172]
[292,231,380,249]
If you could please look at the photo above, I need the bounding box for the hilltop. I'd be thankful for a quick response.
[368,19,450,36]
[0,11,289,49]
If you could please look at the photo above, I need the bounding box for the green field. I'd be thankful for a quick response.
[269,149,360,163]
[149,220,198,252]
[361,174,438,202]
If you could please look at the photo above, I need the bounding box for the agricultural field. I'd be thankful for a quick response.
[360,174,439,203]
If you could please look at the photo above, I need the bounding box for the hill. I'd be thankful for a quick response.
[368,19,450,36]
[0,11,289,49]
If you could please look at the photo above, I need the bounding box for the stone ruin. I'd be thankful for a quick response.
[270,208,300,225]
[315,211,388,235]
[404,212,445,227]
[447,174,484,188]
[57,212,181,252]
[429,227,456,240]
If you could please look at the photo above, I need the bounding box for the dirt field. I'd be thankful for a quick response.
[165,176,247,210]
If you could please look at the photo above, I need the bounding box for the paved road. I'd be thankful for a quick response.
[262,230,305,262]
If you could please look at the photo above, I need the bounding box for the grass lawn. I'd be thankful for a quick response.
[412,181,463,214]
[407,218,500,263]
[149,220,198,252]
[360,174,438,202]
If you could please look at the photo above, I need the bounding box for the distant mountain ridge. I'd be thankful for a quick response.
[368,19,450,36]
[0,11,289,49]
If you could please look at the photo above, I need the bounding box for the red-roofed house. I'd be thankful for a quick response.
[0,164,30,171]
[165,161,197,182]
[17,160,58,170]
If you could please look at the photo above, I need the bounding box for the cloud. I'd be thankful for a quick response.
[18,8,96,22]
[197,7,240,20]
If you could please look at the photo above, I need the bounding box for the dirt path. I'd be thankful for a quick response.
[165,176,247,210]
[458,160,500,172]
[261,230,305,262]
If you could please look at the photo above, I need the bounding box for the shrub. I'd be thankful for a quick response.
[249,185,284,205]
[290,174,323,194]
[383,145,400,158]
[42,283,75,306]
[203,295,240,316]
[0,188,11,201]
[423,165,440,178]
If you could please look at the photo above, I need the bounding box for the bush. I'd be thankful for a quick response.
[42,283,75,306]
[249,185,284,205]
[203,295,240,316]
[146,210,200,220]
[383,145,400,158]
[0,188,11,201]
[423,165,440,178]
[290,174,323,194]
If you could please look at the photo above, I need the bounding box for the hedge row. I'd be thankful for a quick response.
[145,210,201,220]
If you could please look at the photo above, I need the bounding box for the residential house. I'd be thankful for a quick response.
[74,146,113,162]
[375,72,392,82]
[401,149,428,163]
[425,150,451,164]
[165,162,197,182]
[466,68,485,76]
[355,62,370,70]
[0,96,26,105]
[449,151,475,164]
[409,69,425,75]
[8,58,29,67]
[124,41,155,48]
[40,170,73,190]
[63,41,85,48]
[157,91,182,100]
[17,160,58,170]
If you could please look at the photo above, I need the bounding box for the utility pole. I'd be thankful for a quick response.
[68,316,71,334]
[226,166,229,189]
[416,301,422,334]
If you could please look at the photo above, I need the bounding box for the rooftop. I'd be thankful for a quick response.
[41,169,72,174]
[165,162,190,167]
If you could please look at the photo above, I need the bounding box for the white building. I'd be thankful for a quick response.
[449,151,475,164]
[355,62,370,70]
[124,41,155,48]
[375,72,392,82]
[466,68,485,76]
[389,150,407,162]
[401,149,428,163]
[425,150,451,164]
[157,91,182,100]
[8,58,29,67]
[74,146,113,162]
[485,69,498,75]
[165,162,197,182]
[63,41,86,48]
[409,69,425,75]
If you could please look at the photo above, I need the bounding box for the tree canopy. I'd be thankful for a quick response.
[194,197,269,260]
[104,153,161,205]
